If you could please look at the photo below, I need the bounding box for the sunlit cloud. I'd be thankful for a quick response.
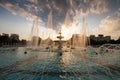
[0,0,109,27]
[93,8,120,39]
[0,1,42,22]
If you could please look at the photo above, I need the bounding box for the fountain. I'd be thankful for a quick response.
[71,17,87,49]
[0,23,120,80]
[81,17,87,48]
[64,11,71,28]
[0,2,120,80]
[29,18,39,50]
[47,11,53,29]
[57,29,64,56]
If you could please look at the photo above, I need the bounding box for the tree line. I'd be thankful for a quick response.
[0,34,27,47]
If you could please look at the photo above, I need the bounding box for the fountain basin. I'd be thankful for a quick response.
[0,46,120,80]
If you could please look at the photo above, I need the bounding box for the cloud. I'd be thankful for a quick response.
[0,0,42,22]
[89,0,108,14]
[93,8,120,39]
[71,0,108,16]
[116,8,120,17]
[0,0,109,29]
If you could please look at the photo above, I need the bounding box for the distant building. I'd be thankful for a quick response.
[70,34,80,47]
[90,35,96,40]
[2,33,9,37]
[97,34,104,41]
[42,37,53,45]
[70,34,87,47]
[104,36,111,42]
[98,34,103,37]
[41,37,53,47]
[90,34,111,42]
[10,34,19,41]
[31,36,41,46]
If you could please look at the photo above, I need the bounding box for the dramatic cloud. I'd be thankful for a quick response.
[0,1,42,22]
[0,0,109,28]
[73,0,108,16]
[116,8,120,17]
[93,8,120,39]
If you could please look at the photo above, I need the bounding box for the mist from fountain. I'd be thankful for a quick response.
[64,11,71,28]
[29,18,39,50]
[47,11,53,29]
[68,17,87,49]
[81,17,87,48]
[40,11,52,48]
[45,11,54,50]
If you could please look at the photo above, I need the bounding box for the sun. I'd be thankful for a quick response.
[61,25,72,40]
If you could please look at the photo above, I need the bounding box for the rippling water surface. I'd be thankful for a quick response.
[0,46,120,80]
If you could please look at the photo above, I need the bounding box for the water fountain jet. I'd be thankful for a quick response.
[29,18,39,50]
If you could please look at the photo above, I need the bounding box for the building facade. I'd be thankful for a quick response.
[90,34,111,42]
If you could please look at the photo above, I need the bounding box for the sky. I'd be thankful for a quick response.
[0,0,120,40]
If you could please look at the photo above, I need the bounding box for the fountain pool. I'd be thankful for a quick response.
[0,45,120,80]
